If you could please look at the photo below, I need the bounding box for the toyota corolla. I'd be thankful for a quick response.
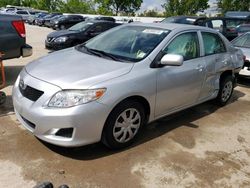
[13,23,244,149]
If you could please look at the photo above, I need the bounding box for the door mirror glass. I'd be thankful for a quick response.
[160,54,183,66]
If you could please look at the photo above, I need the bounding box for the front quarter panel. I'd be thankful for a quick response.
[90,58,157,122]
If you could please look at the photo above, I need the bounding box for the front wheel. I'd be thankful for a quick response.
[0,91,6,105]
[216,75,234,106]
[102,101,145,149]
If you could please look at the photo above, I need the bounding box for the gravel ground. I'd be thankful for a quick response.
[0,24,250,188]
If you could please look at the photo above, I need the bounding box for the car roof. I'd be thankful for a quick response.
[168,15,206,20]
[87,20,117,24]
[128,22,215,32]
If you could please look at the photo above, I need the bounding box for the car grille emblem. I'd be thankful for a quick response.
[19,79,27,90]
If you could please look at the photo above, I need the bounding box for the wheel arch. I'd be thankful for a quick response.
[102,95,151,132]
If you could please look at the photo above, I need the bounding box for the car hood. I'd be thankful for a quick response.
[47,30,78,38]
[25,48,134,89]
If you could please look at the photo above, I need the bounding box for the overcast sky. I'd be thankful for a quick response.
[140,0,165,12]
[140,0,216,12]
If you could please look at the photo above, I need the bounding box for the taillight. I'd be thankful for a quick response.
[12,20,26,38]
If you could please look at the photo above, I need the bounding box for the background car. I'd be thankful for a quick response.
[28,12,48,25]
[161,16,207,26]
[44,14,64,27]
[44,15,64,28]
[231,32,250,77]
[50,15,86,30]
[15,10,32,21]
[45,20,120,50]
[33,13,48,25]
[37,13,62,26]
[236,24,250,36]
[0,14,32,60]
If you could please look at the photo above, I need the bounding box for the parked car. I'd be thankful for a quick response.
[225,11,250,19]
[44,15,64,28]
[231,32,250,77]
[28,12,48,25]
[203,17,250,41]
[236,24,250,36]
[45,20,120,50]
[14,10,33,21]
[33,13,48,25]
[50,15,85,30]
[0,14,32,60]
[161,16,207,26]
[13,23,244,149]
[94,16,116,22]
[161,16,250,41]
[37,13,62,26]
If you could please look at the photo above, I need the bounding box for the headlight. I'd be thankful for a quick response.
[48,89,106,108]
[54,36,68,43]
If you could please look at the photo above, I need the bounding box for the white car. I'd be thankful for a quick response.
[232,32,250,77]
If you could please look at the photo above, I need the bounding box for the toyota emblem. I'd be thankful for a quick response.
[19,79,27,90]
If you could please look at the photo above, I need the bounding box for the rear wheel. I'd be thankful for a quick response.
[102,101,145,149]
[216,75,234,106]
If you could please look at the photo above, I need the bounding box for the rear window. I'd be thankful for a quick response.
[232,33,250,48]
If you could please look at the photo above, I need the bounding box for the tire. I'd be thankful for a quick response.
[102,101,145,149]
[0,91,6,105]
[216,75,234,106]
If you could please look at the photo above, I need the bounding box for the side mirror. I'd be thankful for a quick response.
[160,54,183,66]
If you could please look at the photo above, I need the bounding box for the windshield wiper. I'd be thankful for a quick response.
[89,49,124,62]
[76,45,102,57]
[77,45,124,62]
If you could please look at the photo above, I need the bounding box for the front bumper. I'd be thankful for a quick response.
[12,69,110,147]
[239,61,250,77]
[45,40,72,51]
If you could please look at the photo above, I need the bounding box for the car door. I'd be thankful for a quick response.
[155,31,206,117]
[198,31,228,101]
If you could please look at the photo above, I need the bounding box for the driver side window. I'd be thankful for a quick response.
[163,32,200,61]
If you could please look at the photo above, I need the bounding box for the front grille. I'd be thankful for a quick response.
[19,84,44,102]
[21,116,36,129]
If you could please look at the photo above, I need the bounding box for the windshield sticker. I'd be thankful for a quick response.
[136,50,146,59]
[143,29,164,35]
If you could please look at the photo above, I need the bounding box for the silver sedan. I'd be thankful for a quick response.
[231,32,250,78]
[13,23,244,149]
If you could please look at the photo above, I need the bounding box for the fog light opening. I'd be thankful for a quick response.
[55,128,74,138]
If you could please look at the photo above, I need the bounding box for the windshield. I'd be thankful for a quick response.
[232,33,250,48]
[79,25,170,62]
[69,22,93,31]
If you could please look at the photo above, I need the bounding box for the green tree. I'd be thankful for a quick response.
[163,0,209,16]
[218,0,250,14]
[95,0,143,15]
[60,0,95,14]
[138,9,164,17]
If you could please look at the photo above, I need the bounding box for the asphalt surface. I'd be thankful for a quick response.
[0,25,250,188]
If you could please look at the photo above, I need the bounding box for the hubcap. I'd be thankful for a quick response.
[113,108,141,143]
[221,81,233,102]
